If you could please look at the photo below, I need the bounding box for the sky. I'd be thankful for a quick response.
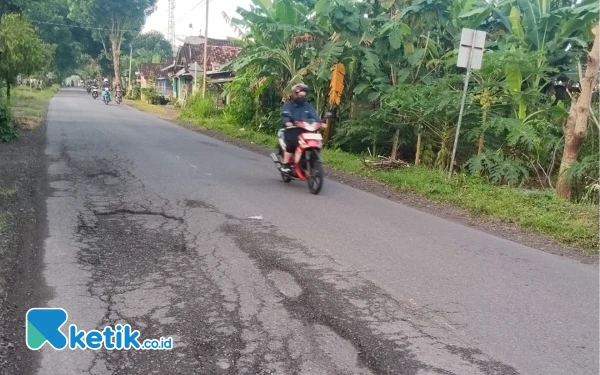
[142,0,252,43]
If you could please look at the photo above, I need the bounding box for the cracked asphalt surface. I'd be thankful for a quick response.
[31,88,598,374]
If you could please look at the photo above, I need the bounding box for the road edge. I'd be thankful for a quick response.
[0,110,51,375]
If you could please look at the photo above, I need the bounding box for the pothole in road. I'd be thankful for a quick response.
[267,270,303,298]
[86,171,120,179]
[185,199,216,211]
[313,324,374,375]
[93,209,184,223]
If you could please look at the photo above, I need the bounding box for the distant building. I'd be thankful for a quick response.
[137,60,173,97]
[161,36,240,104]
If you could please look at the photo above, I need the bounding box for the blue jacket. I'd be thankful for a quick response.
[281,100,320,128]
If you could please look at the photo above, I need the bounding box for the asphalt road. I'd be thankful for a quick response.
[37,88,598,374]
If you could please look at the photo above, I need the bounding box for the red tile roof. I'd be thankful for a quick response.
[138,63,169,78]
[176,38,240,71]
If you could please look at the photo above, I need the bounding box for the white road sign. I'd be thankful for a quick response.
[457,28,486,70]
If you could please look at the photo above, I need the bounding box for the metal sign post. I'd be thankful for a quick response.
[448,28,486,177]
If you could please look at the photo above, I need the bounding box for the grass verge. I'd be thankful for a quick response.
[124,99,168,116]
[10,85,60,129]
[134,106,599,252]
[0,213,8,233]
[0,187,17,197]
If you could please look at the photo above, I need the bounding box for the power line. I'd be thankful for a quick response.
[27,0,215,38]
[157,0,213,34]
[28,19,140,33]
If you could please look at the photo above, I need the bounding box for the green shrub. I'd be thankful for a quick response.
[224,92,255,126]
[0,100,16,142]
[128,84,141,100]
[182,94,219,119]
[257,110,281,134]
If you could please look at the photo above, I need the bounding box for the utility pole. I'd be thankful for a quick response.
[202,0,209,97]
[128,45,133,97]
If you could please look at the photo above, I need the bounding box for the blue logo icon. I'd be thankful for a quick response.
[26,308,69,350]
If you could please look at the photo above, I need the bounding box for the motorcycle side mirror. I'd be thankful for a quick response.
[324,112,333,119]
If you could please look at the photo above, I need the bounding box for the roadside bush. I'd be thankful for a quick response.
[141,86,158,103]
[183,94,219,119]
[224,93,255,127]
[0,100,16,142]
[127,84,141,100]
[223,74,256,127]
[256,110,281,134]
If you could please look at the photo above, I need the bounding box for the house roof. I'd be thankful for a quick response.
[181,36,236,46]
[138,63,169,79]
[175,38,240,71]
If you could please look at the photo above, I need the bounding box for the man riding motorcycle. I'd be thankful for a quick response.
[102,78,111,103]
[114,82,123,102]
[279,83,320,173]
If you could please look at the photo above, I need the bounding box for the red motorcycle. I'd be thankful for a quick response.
[270,112,331,194]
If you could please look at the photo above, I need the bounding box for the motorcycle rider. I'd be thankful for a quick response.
[102,78,111,102]
[279,83,320,173]
[114,81,122,98]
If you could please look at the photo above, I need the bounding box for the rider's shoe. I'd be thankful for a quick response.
[280,163,291,173]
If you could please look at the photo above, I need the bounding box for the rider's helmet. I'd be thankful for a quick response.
[291,83,308,104]
[103,78,109,83]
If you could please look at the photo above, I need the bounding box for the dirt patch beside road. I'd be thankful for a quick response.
[0,122,48,374]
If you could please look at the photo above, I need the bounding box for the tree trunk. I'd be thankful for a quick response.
[415,127,422,165]
[478,110,487,155]
[5,79,10,101]
[556,29,599,199]
[390,129,400,160]
[110,35,122,86]
[323,109,337,145]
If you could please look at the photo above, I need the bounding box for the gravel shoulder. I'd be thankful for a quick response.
[0,121,48,374]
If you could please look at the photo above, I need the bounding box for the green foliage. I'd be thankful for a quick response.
[181,94,219,120]
[132,31,173,63]
[223,73,257,127]
[128,83,141,100]
[68,0,159,82]
[464,150,530,186]
[140,86,167,105]
[331,109,404,155]
[0,99,16,142]
[0,14,46,95]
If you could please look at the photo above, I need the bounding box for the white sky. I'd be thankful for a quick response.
[142,0,252,42]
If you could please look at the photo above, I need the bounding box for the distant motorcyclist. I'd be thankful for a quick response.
[279,83,320,173]
[102,78,111,102]
[114,82,123,102]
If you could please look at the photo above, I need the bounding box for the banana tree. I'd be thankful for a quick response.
[223,0,316,95]
[457,0,597,120]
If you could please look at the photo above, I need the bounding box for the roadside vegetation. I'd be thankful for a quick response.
[11,85,60,128]
[125,98,168,116]
[170,0,600,251]
[0,0,161,141]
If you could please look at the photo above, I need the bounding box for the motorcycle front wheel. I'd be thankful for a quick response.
[306,150,324,194]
